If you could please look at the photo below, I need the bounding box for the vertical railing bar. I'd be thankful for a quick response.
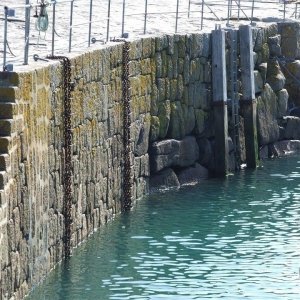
[69,0,74,52]
[106,0,111,42]
[251,0,255,25]
[24,0,31,65]
[3,6,8,71]
[51,0,56,56]
[122,0,125,37]
[144,0,148,34]
[227,0,231,26]
[175,0,179,33]
[188,0,191,18]
[201,0,204,30]
[284,0,286,21]
[88,0,93,47]
[238,0,241,20]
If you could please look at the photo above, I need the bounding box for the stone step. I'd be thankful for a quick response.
[0,154,9,172]
[0,120,12,136]
[0,103,16,119]
[0,87,17,102]
[0,72,19,87]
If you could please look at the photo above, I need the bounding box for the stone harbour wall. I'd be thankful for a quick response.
[1,22,300,299]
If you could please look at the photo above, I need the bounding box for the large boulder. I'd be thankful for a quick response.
[177,163,208,186]
[266,59,286,92]
[284,61,300,106]
[268,34,281,57]
[150,136,199,173]
[278,22,300,59]
[260,140,300,158]
[257,83,280,146]
[283,116,300,139]
[150,168,180,191]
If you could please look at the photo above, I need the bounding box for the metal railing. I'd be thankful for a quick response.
[1,0,299,71]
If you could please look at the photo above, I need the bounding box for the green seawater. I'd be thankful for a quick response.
[28,156,300,299]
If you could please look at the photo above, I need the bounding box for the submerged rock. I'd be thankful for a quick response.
[177,163,208,186]
[149,168,180,191]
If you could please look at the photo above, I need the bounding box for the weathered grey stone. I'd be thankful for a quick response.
[194,109,208,135]
[133,114,151,157]
[289,106,300,117]
[276,89,288,118]
[150,116,160,142]
[197,137,213,167]
[258,63,267,84]
[150,168,180,191]
[177,163,208,186]
[284,116,300,139]
[254,70,264,94]
[284,60,300,106]
[260,140,300,158]
[157,101,171,139]
[278,22,300,59]
[266,59,286,92]
[150,136,199,172]
[257,84,280,146]
[268,35,281,57]
[168,101,186,139]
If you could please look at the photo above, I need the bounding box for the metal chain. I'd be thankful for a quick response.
[122,41,132,212]
[47,55,72,258]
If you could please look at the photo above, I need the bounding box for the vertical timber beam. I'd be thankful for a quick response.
[212,26,229,177]
[239,25,258,168]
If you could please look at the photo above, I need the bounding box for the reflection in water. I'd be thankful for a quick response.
[28,156,300,299]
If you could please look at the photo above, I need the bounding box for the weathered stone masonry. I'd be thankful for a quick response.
[1,22,300,299]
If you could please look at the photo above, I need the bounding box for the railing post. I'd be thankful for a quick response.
[24,1,31,65]
[175,0,179,33]
[88,0,93,47]
[212,25,229,177]
[251,0,255,25]
[3,6,8,71]
[51,0,56,56]
[107,0,111,42]
[69,0,74,52]
[188,0,191,18]
[122,0,126,37]
[144,0,148,34]
[201,0,204,30]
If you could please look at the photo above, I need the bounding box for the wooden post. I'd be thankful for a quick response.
[239,24,258,168]
[212,26,229,177]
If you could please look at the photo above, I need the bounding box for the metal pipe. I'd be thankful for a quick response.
[175,0,179,33]
[88,0,93,47]
[188,0,191,18]
[238,0,241,20]
[144,0,148,34]
[51,0,56,56]
[69,0,74,52]
[227,0,230,26]
[122,0,125,37]
[106,0,111,42]
[3,6,8,71]
[24,0,31,65]
[201,0,204,30]
[284,0,286,21]
[251,0,255,25]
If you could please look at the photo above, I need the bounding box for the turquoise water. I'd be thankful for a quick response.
[28,156,300,299]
